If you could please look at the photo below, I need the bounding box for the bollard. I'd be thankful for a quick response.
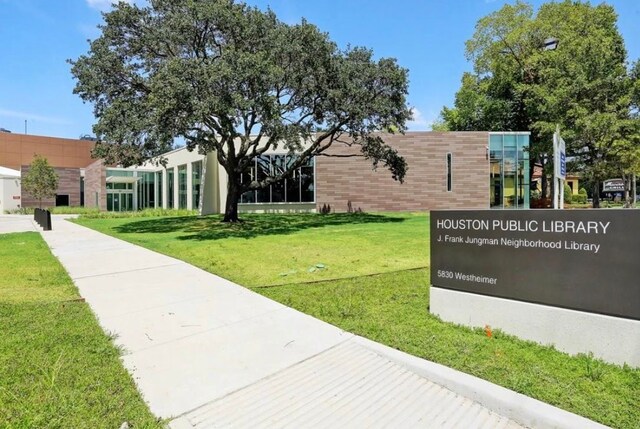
[33,208,52,231]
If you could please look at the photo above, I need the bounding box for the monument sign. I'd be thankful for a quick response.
[431,210,640,320]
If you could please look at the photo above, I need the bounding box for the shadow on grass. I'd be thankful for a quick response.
[113,212,405,241]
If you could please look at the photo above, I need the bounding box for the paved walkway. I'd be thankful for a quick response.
[36,219,606,429]
[0,214,38,233]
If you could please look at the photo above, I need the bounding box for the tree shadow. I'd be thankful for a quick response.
[113,213,405,241]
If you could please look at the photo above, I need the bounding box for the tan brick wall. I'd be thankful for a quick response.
[0,133,95,171]
[20,166,81,208]
[315,132,489,212]
[85,159,107,210]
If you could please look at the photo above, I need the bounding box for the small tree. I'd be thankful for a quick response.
[22,155,58,209]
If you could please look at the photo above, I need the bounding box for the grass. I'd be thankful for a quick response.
[257,270,640,429]
[75,212,428,286]
[0,232,162,428]
[74,211,640,429]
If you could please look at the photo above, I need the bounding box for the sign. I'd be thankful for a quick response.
[602,179,624,193]
[12,196,20,200]
[431,210,640,320]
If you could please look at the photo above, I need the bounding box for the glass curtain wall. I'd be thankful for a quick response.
[137,172,155,210]
[240,155,315,204]
[489,133,530,209]
[192,161,202,210]
[178,164,187,209]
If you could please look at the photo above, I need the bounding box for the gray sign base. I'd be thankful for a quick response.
[431,287,640,367]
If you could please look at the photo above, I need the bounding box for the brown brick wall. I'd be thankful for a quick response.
[20,166,81,208]
[0,133,95,170]
[85,159,107,210]
[315,132,489,212]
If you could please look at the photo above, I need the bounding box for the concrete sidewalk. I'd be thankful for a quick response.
[0,214,38,233]
[39,219,607,429]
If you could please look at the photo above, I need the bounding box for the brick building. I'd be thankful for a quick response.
[0,132,95,209]
[315,132,491,212]
[1,130,530,213]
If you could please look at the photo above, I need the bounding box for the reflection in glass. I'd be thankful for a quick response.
[239,155,315,204]
[256,156,271,203]
[489,134,530,209]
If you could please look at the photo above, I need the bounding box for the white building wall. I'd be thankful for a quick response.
[139,147,207,211]
[0,176,21,213]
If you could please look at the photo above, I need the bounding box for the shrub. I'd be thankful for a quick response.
[572,194,587,204]
[564,184,573,204]
[579,187,588,196]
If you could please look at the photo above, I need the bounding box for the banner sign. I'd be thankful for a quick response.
[554,131,566,180]
[430,210,640,320]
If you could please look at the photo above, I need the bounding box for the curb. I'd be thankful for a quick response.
[353,336,609,429]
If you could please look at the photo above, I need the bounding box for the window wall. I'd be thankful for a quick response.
[489,133,530,209]
[137,172,155,210]
[178,164,187,209]
[240,155,315,204]
[192,161,202,210]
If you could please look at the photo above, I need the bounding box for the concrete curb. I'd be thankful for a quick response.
[353,336,609,429]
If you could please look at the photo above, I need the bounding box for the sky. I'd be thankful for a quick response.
[0,0,639,139]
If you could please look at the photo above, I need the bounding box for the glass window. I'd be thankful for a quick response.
[489,133,530,209]
[157,171,163,208]
[271,155,286,203]
[300,157,315,203]
[286,155,301,203]
[178,164,187,209]
[446,153,452,192]
[256,156,271,203]
[192,161,202,210]
[239,155,315,204]
[241,159,256,203]
[167,168,174,209]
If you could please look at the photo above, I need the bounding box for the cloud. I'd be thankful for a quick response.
[407,107,445,131]
[86,0,134,11]
[0,109,71,125]
[407,107,429,130]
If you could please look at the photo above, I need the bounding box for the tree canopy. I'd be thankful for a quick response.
[70,0,411,220]
[22,155,58,208]
[440,0,640,207]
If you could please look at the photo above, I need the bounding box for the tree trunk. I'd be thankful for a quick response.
[592,180,600,208]
[222,175,241,222]
[623,173,631,208]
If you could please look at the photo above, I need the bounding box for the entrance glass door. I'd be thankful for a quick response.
[107,191,133,211]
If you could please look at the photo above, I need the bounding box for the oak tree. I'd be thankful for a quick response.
[70,0,411,221]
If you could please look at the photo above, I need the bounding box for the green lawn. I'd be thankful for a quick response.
[75,212,640,429]
[0,232,162,428]
[75,212,429,286]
